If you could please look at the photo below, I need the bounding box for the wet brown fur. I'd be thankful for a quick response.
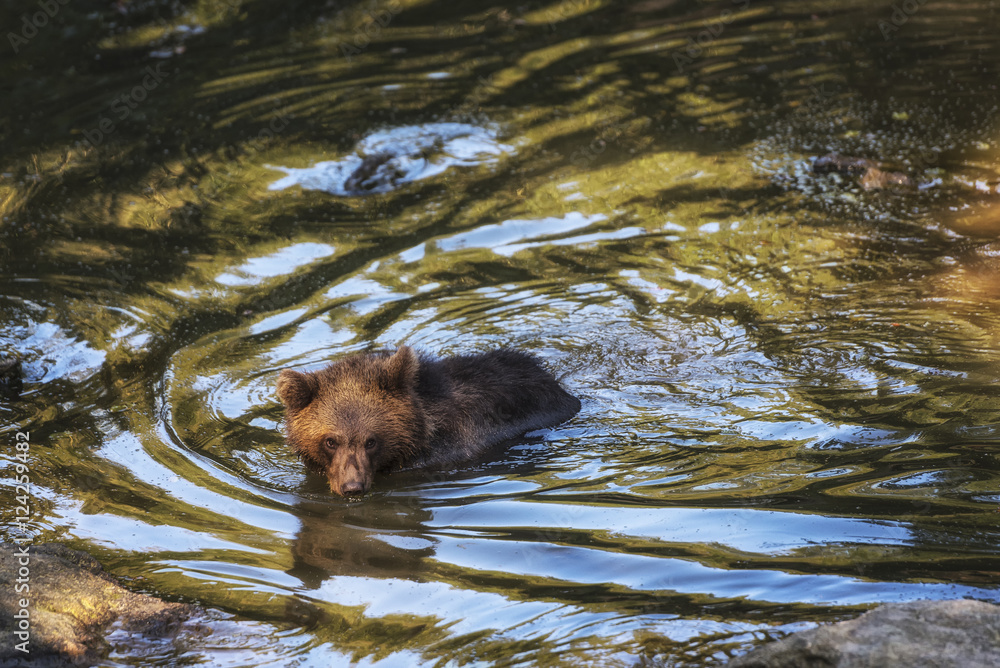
[277,346,580,496]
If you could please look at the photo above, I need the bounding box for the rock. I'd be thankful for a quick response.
[813,153,913,190]
[0,357,21,397]
[727,599,1000,668]
[858,167,912,190]
[940,202,1000,238]
[0,543,200,667]
[267,123,514,196]
[813,153,878,176]
[343,151,403,193]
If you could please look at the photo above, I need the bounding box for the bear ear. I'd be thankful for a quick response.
[384,345,419,390]
[277,369,319,411]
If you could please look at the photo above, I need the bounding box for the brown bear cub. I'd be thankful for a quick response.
[277,347,580,496]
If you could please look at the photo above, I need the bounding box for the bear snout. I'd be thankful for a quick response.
[327,448,373,496]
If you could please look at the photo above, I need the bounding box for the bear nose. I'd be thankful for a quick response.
[341,480,365,496]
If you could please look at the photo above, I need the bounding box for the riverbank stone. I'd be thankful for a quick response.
[0,543,200,667]
[727,599,1000,668]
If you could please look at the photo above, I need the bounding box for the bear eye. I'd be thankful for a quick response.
[364,436,378,451]
[323,436,339,451]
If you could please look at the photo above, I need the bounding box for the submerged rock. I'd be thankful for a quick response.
[940,201,1000,238]
[813,153,879,176]
[0,357,21,397]
[727,599,1000,668]
[0,543,200,667]
[267,122,514,196]
[813,153,913,190]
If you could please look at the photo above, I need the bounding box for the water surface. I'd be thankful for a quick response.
[2,0,1000,665]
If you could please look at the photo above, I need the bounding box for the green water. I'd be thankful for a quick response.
[2,0,1000,665]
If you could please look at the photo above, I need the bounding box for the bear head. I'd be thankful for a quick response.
[276,346,427,496]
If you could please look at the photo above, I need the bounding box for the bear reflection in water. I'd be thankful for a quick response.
[277,347,580,496]
[287,490,436,589]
